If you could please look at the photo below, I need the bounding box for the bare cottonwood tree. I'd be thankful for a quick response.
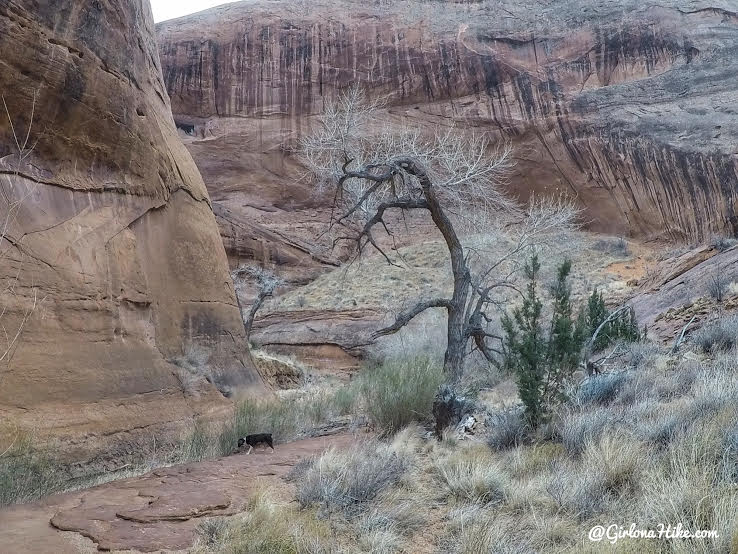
[0,94,40,378]
[300,88,578,380]
[231,264,285,344]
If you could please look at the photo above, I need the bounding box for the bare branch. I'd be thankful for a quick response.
[671,315,697,354]
[582,305,630,374]
[231,264,286,342]
[373,298,452,339]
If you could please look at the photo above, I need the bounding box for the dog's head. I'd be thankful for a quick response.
[237,437,245,448]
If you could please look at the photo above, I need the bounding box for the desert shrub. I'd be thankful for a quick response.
[592,236,630,257]
[296,441,409,517]
[555,406,615,455]
[708,270,728,302]
[692,315,738,353]
[579,290,641,354]
[356,355,444,434]
[573,372,628,407]
[433,447,507,504]
[0,434,63,506]
[710,235,738,252]
[486,408,528,451]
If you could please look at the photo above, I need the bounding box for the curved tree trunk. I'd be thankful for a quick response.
[401,159,471,380]
[243,290,268,344]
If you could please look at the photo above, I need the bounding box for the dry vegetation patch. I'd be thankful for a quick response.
[263,233,643,316]
[196,328,738,553]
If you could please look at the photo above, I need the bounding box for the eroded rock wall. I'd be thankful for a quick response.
[0,0,263,470]
[155,0,738,369]
[157,0,738,246]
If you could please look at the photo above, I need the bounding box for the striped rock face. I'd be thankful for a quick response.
[157,0,738,255]
[154,0,738,370]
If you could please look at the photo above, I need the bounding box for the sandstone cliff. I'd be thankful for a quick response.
[154,0,738,370]
[157,0,738,249]
[0,0,263,471]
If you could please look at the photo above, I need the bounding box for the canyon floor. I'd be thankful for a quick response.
[0,433,355,553]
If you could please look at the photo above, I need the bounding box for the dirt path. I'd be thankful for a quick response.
[0,433,355,553]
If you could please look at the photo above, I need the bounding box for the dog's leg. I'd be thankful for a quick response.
[247,445,253,455]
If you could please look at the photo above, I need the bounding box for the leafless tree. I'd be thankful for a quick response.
[300,87,578,380]
[708,267,727,303]
[231,264,285,344]
[0,93,41,379]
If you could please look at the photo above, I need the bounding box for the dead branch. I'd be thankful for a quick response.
[373,298,452,339]
[582,305,630,375]
[671,315,697,354]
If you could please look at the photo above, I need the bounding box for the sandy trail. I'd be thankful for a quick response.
[0,433,355,553]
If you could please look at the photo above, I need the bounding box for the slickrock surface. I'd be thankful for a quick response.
[631,245,738,341]
[0,1,263,470]
[0,433,354,553]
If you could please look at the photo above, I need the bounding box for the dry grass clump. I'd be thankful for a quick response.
[353,355,445,435]
[485,407,528,451]
[355,492,426,552]
[432,446,507,505]
[192,491,338,554]
[295,441,412,518]
[691,315,738,353]
[216,391,349,457]
[441,512,538,554]
[0,431,63,506]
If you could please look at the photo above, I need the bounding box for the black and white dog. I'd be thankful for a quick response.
[237,433,274,454]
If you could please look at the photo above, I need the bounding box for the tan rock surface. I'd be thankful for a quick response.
[0,0,263,471]
[631,245,738,341]
[0,433,354,553]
